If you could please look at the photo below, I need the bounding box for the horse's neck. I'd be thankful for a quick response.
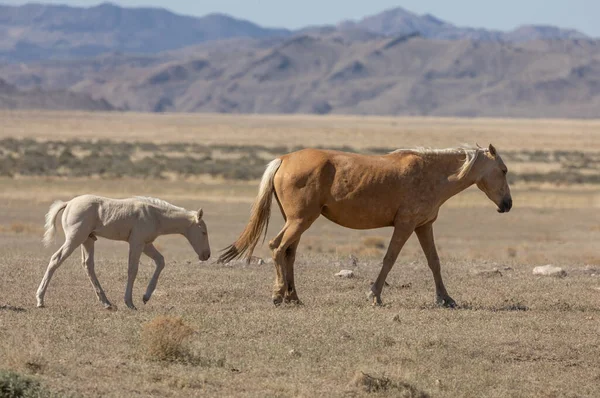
[157,209,193,235]
[435,151,481,202]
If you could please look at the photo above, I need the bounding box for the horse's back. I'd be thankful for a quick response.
[274,149,419,228]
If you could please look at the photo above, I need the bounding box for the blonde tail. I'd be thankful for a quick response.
[43,200,68,247]
[218,158,282,263]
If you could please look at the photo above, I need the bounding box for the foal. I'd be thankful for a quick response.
[37,195,210,310]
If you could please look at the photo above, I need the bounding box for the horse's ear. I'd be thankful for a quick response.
[196,208,203,222]
[488,144,497,157]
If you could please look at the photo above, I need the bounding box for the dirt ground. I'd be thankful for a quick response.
[1,112,599,397]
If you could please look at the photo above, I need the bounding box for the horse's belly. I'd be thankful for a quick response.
[94,225,131,241]
[321,204,394,230]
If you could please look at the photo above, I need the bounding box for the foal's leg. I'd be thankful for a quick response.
[370,224,414,306]
[142,243,165,304]
[81,237,113,309]
[415,222,455,308]
[124,242,144,310]
[36,239,79,307]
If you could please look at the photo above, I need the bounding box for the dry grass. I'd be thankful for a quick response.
[348,372,429,396]
[2,110,600,151]
[140,316,195,362]
[1,179,600,397]
[1,113,599,397]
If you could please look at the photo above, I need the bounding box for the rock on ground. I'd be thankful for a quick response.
[533,264,567,277]
[335,270,354,278]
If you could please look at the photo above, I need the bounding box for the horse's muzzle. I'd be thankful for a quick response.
[199,250,211,262]
[497,197,513,213]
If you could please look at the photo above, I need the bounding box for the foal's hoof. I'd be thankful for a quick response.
[36,303,45,309]
[125,303,138,310]
[142,295,150,304]
[436,296,457,308]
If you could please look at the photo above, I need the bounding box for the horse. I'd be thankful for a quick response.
[218,144,512,307]
[36,195,211,310]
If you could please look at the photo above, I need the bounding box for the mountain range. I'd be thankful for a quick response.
[0,2,598,118]
[0,2,592,62]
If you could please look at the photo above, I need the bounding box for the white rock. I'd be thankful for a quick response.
[248,256,265,265]
[533,265,567,277]
[335,269,354,278]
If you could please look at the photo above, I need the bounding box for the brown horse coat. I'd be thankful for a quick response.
[220,145,511,306]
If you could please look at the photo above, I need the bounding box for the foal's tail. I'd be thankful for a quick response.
[43,200,68,247]
[218,158,282,263]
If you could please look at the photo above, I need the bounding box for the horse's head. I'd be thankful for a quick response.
[475,144,512,213]
[184,208,211,261]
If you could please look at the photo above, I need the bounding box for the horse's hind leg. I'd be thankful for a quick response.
[81,237,113,310]
[283,239,301,303]
[141,243,165,305]
[270,218,314,305]
[36,239,79,307]
[268,228,287,305]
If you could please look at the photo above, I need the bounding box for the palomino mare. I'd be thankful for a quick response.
[37,195,211,310]
[219,145,511,307]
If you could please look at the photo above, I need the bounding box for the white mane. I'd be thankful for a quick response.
[134,196,187,212]
[390,146,484,180]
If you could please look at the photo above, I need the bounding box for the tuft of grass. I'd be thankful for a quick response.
[140,316,195,362]
[0,370,52,398]
[348,372,429,397]
[139,316,227,367]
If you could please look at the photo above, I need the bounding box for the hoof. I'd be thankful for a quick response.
[272,296,283,306]
[103,303,117,311]
[436,296,457,308]
[142,296,150,304]
[367,290,383,306]
[285,298,303,306]
[125,303,137,310]
[36,303,45,309]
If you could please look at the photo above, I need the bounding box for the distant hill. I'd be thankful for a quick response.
[339,7,589,42]
[0,77,115,111]
[0,3,593,63]
[3,34,599,118]
[1,3,599,118]
[0,2,291,62]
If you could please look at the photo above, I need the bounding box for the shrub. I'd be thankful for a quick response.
[348,372,429,397]
[140,316,195,362]
[0,370,51,398]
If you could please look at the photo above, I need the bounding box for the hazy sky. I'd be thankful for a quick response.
[4,0,599,36]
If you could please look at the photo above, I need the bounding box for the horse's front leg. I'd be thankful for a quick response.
[370,223,414,306]
[81,237,114,310]
[124,241,144,310]
[142,243,165,304]
[415,222,456,308]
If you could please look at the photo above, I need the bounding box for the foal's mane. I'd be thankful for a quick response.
[390,146,483,180]
[134,196,187,212]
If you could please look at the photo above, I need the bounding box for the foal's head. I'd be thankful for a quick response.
[475,144,512,213]
[184,209,211,261]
